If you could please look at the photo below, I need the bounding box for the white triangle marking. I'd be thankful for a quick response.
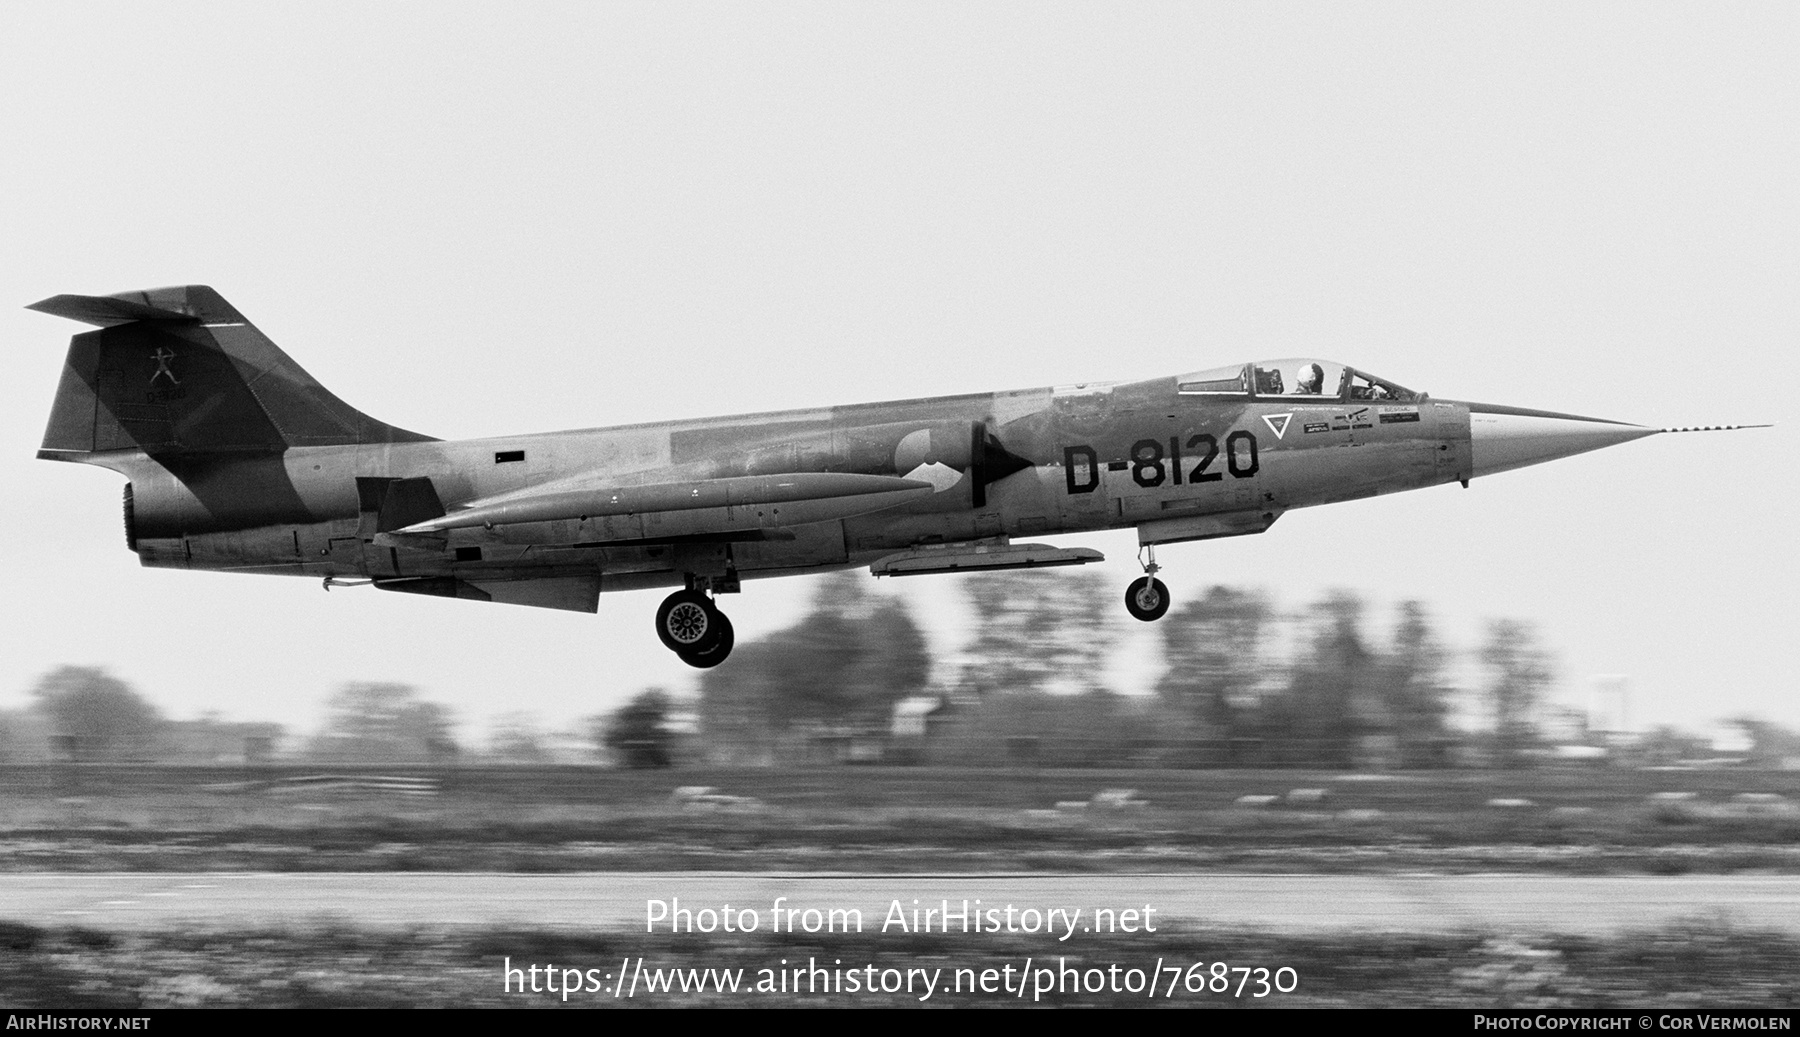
[1263,412,1293,439]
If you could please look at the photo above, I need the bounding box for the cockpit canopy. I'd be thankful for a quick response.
[1177,358,1421,402]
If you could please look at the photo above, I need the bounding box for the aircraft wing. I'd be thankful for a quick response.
[396,471,935,541]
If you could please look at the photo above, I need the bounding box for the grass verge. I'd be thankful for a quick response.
[2,917,1795,1008]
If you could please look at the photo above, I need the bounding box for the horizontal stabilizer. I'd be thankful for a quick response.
[870,542,1104,577]
[28,287,248,327]
[401,471,933,534]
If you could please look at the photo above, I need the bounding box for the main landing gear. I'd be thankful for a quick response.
[1124,545,1171,622]
[655,588,736,668]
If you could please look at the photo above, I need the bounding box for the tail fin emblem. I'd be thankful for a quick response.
[150,347,180,385]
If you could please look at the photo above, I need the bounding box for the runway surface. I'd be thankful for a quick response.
[4,873,1798,935]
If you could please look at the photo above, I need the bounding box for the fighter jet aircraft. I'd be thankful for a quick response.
[29,285,1761,668]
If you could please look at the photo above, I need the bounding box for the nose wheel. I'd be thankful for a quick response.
[655,589,736,667]
[1124,545,1171,622]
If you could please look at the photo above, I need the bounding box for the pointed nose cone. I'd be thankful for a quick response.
[1468,404,1659,479]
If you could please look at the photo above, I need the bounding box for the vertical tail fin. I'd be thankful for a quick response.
[29,285,433,459]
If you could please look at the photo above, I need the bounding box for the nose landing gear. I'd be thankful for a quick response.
[1124,545,1171,622]
[655,587,737,668]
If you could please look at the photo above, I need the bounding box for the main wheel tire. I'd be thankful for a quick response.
[656,590,721,652]
[1124,576,1171,622]
[678,610,735,669]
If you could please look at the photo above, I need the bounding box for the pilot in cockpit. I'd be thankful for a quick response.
[1292,362,1325,395]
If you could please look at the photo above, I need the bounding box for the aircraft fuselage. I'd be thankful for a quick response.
[34,285,1687,665]
[99,379,1469,590]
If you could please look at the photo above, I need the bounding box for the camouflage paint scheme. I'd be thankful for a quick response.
[32,285,1679,661]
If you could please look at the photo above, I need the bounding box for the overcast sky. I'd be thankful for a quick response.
[1,3,1793,744]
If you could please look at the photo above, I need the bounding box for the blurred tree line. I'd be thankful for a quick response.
[696,573,930,764]
[0,666,285,764]
[3,573,1792,770]
[692,571,1617,771]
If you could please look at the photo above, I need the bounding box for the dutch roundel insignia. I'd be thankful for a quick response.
[1262,412,1293,439]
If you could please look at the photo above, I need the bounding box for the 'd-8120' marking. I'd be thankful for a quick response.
[1064,431,1259,494]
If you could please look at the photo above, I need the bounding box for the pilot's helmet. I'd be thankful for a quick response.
[1296,363,1323,392]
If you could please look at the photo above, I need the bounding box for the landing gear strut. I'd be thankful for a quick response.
[655,588,736,668]
[1124,545,1170,622]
